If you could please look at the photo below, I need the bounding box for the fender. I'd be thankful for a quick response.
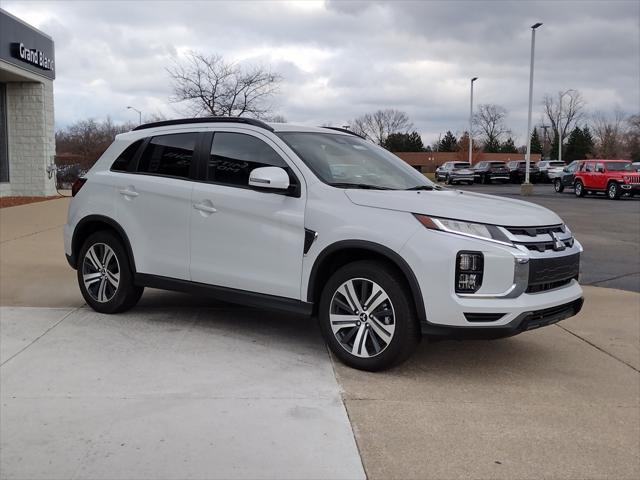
[69,215,136,272]
[307,240,426,323]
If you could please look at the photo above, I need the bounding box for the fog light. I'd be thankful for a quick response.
[456,251,484,293]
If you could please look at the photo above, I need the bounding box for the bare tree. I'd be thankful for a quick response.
[591,108,626,158]
[350,109,413,145]
[543,89,585,142]
[473,104,510,151]
[167,52,282,118]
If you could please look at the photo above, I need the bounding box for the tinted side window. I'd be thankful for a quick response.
[137,133,197,178]
[111,140,143,172]
[209,132,287,187]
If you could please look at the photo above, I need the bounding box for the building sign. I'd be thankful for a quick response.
[0,9,56,80]
[10,42,54,72]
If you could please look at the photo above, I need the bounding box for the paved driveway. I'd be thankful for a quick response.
[1,197,639,480]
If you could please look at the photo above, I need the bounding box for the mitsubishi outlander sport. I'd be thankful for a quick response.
[65,117,584,371]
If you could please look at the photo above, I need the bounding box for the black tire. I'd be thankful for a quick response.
[318,260,420,371]
[77,231,143,314]
[574,180,585,197]
[554,179,564,193]
[607,182,621,200]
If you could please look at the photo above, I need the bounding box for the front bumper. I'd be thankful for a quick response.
[400,226,584,334]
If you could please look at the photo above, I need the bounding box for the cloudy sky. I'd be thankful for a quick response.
[4,0,639,144]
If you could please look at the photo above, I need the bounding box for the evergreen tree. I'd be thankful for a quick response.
[564,126,595,161]
[438,131,458,152]
[383,131,425,152]
[530,128,543,155]
[500,137,518,154]
[483,137,501,153]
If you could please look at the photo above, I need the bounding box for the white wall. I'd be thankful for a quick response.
[0,79,56,197]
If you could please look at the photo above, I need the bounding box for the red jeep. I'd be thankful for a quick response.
[573,159,640,199]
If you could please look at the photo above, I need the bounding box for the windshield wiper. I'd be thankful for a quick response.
[405,185,435,191]
[328,182,395,190]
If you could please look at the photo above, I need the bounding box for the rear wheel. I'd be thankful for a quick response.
[607,182,621,200]
[77,231,143,314]
[554,179,564,192]
[574,180,585,197]
[318,261,420,371]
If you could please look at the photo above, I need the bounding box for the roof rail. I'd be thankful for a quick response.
[132,116,274,132]
[322,126,366,139]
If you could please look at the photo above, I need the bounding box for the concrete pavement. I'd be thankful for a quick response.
[0,305,365,479]
[1,197,639,479]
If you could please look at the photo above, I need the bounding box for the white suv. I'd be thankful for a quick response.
[65,118,584,371]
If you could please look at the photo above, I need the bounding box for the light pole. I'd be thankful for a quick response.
[557,90,572,163]
[469,77,478,165]
[522,22,543,196]
[127,106,142,125]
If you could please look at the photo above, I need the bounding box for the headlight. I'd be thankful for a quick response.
[414,214,513,246]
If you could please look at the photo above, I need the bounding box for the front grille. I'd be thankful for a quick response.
[464,312,505,322]
[526,278,574,293]
[520,298,584,330]
[528,253,580,286]
[523,238,574,253]
[623,174,640,184]
[505,225,564,237]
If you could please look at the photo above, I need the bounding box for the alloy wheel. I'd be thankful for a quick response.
[82,243,120,303]
[329,278,396,358]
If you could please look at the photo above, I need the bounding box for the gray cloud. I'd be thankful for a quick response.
[3,0,639,144]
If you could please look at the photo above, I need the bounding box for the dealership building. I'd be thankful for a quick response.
[0,9,56,197]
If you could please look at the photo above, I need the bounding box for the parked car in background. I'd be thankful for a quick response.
[573,159,640,199]
[554,160,583,193]
[632,162,640,171]
[472,161,510,184]
[435,161,475,184]
[64,117,584,371]
[538,160,566,182]
[507,160,540,184]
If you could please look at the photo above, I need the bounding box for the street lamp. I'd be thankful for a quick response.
[522,22,543,196]
[126,106,142,125]
[469,77,478,164]
[557,89,572,164]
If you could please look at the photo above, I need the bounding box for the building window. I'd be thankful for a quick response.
[0,83,8,183]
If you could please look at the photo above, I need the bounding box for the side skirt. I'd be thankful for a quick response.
[135,273,314,316]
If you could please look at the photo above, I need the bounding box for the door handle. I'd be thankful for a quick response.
[119,188,139,198]
[193,202,217,213]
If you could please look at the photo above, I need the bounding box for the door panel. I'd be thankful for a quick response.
[115,173,192,279]
[190,130,306,299]
[190,183,305,298]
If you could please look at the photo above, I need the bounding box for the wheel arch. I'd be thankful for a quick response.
[307,240,426,323]
[70,215,136,272]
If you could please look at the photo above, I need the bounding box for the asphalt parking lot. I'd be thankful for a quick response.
[1,196,639,479]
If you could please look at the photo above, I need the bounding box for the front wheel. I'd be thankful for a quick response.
[607,182,621,200]
[318,261,420,371]
[575,180,585,197]
[77,231,143,314]
[554,179,565,193]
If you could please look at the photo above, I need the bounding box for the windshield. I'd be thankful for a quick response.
[489,162,506,167]
[606,162,632,171]
[278,132,436,190]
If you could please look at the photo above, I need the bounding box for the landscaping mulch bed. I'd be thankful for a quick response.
[0,195,67,208]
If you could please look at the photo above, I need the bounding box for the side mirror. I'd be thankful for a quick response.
[248,166,290,191]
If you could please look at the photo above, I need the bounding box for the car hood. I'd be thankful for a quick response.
[345,188,562,227]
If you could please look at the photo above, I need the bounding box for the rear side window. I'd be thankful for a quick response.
[209,132,287,187]
[137,133,197,179]
[111,140,143,172]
